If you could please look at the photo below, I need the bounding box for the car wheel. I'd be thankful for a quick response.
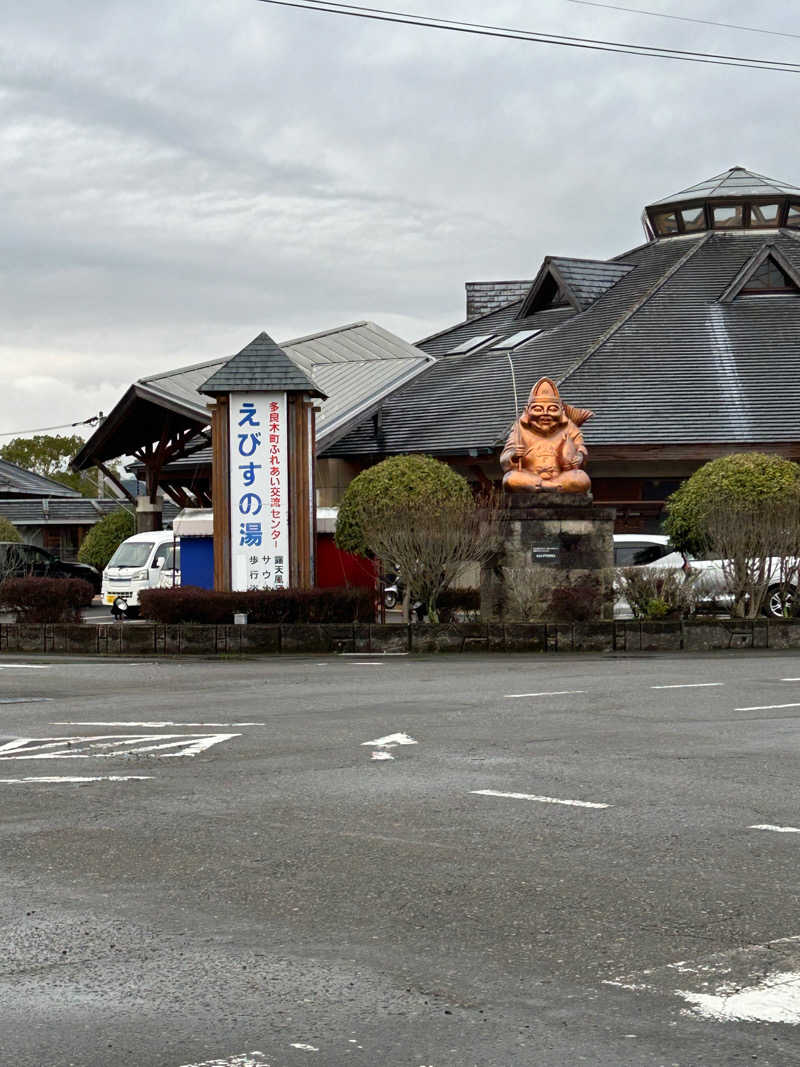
[384,590,398,609]
[764,585,794,619]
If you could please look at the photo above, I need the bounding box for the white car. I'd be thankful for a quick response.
[612,534,687,619]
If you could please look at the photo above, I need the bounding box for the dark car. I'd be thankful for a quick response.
[0,542,101,594]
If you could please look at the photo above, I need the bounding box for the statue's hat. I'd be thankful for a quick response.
[528,377,562,405]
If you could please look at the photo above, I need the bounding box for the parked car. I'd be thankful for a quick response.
[0,541,101,593]
[157,542,181,589]
[102,530,176,617]
[612,535,796,618]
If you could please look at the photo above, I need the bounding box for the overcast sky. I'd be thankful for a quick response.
[2,0,798,443]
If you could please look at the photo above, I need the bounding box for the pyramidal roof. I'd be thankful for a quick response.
[200,332,326,398]
[649,166,800,207]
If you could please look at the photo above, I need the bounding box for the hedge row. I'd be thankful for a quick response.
[139,585,376,624]
[0,577,95,623]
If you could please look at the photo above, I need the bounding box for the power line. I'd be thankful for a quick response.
[565,0,800,44]
[0,414,103,439]
[255,0,800,73]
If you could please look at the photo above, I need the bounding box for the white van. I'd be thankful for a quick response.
[102,530,177,618]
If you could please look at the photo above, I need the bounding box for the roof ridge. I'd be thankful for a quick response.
[558,232,712,388]
[141,355,228,383]
[281,321,370,347]
[551,255,632,268]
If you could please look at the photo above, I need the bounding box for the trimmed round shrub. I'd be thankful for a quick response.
[0,516,22,542]
[665,453,800,556]
[335,455,472,558]
[77,508,135,570]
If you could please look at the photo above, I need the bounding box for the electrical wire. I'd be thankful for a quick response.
[255,0,800,73]
[0,414,103,439]
[565,0,800,44]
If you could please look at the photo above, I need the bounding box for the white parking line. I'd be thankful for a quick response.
[750,824,800,834]
[0,733,239,760]
[0,776,153,784]
[177,1054,269,1067]
[650,682,723,689]
[504,690,586,699]
[362,732,417,748]
[0,698,52,705]
[782,678,800,681]
[735,703,800,712]
[0,663,50,670]
[471,789,608,809]
[51,721,264,727]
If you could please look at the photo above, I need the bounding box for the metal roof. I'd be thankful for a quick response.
[648,166,800,208]
[0,498,136,526]
[0,458,82,500]
[323,228,800,457]
[101,321,433,458]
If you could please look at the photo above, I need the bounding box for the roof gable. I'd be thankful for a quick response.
[720,243,800,302]
[0,458,82,499]
[517,257,634,318]
[200,332,326,398]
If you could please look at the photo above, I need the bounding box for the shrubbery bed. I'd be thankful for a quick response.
[139,585,375,625]
[0,577,95,623]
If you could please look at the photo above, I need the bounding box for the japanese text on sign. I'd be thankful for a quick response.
[229,393,289,590]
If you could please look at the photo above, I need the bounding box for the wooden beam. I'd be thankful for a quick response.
[211,399,231,591]
[96,461,136,504]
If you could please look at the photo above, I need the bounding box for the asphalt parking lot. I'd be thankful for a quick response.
[2,650,800,1066]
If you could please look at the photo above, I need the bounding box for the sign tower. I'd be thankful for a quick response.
[200,332,327,591]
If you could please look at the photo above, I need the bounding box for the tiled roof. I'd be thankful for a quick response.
[323,229,800,456]
[0,459,82,499]
[200,332,326,397]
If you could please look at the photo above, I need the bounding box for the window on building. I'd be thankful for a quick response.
[750,203,780,226]
[680,207,705,231]
[490,329,542,350]
[713,204,745,229]
[741,257,800,295]
[653,211,679,236]
[787,204,800,228]
[446,334,497,355]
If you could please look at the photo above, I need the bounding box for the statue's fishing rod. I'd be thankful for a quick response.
[507,352,523,471]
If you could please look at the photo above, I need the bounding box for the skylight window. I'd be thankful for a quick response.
[446,334,496,355]
[491,329,542,350]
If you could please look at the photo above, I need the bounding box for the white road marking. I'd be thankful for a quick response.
[371,751,395,761]
[351,662,383,666]
[750,824,800,834]
[605,935,800,1026]
[0,733,239,760]
[289,1043,319,1052]
[650,682,723,689]
[339,652,408,657]
[0,663,50,669]
[679,972,800,1024]
[177,1054,269,1067]
[782,678,800,681]
[0,775,152,784]
[471,789,609,809]
[51,721,263,727]
[0,698,52,704]
[735,702,800,712]
[361,732,417,748]
[504,689,586,699]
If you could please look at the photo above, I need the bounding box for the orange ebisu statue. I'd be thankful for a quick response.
[500,377,593,494]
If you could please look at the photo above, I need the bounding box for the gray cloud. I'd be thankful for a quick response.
[1,0,796,439]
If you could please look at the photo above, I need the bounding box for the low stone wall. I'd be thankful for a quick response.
[2,619,800,655]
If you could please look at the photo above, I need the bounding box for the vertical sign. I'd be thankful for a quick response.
[229,392,289,590]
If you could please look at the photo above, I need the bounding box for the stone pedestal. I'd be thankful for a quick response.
[480,492,615,622]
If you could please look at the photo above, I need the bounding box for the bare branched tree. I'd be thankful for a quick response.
[360,492,501,623]
[502,566,553,622]
[705,491,800,618]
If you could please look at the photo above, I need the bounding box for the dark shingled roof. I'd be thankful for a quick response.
[0,498,178,526]
[200,332,327,398]
[322,227,800,457]
[0,458,82,500]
